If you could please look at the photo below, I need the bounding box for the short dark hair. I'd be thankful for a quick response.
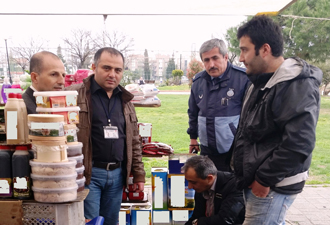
[30,51,61,74]
[181,155,217,179]
[199,38,228,59]
[94,47,125,67]
[237,15,283,57]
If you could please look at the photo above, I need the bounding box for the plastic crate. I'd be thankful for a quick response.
[22,201,85,225]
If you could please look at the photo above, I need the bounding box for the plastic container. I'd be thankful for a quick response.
[34,91,78,108]
[28,114,65,137]
[31,173,77,189]
[64,124,78,143]
[12,146,32,199]
[32,185,78,203]
[30,159,77,176]
[32,140,68,163]
[0,145,13,198]
[76,176,86,192]
[68,154,84,168]
[36,107,80,124]
[5,93,25,144]
[67,142,83,157]
[1,76,12,104]
[75,165,85,179]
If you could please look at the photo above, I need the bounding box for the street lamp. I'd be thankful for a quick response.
[4,39,12,84]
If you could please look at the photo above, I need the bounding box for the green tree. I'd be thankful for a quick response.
[144,49,151,80]
[187,59,204,86]
[314,61,330,95]
[278,0,330,62]
[57,45,72,74]
[172,69,183,85]
[165,58,176,80]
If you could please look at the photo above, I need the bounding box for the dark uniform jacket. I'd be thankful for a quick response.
[186,172,245,225]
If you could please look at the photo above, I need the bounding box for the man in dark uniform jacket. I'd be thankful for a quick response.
[22,51,65,114]
[183,155,245,225]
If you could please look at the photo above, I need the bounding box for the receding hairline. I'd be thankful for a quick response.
[30,51,62,74]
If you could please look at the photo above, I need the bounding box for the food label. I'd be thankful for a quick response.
[0,179,11,194]
[31,122,60,130]
[6,111,18,139]
[13,176,31,198]
[66,95,77,107]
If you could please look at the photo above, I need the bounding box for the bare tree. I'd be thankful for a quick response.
[63,29,96,69]
[11,38,44,72]
[93,30,134,56]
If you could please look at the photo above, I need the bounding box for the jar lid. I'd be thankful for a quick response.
[28,114,65,122]
[36,107,80,112]
[8,93,17,98]
[33,91,78,97]
[15,146,28,151]
[29,135,67,142]
[0,145,11,150]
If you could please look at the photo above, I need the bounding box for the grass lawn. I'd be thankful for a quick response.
[136,94,330,185]
[157,84,190,91]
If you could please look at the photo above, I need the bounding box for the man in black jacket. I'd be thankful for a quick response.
[22,51,65,114]
[183,155,244,225]
[231,15,323,224]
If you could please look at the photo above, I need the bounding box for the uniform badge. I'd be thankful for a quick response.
[199,94,203,99]
[227,88,234,97]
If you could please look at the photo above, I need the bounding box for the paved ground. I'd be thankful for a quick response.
[285,185,330,225]
[145,185,330,225]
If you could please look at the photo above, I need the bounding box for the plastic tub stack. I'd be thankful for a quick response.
[125,84,161,106]
[29,91,85,203]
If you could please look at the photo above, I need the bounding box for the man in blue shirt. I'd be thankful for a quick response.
[187,39,249,171]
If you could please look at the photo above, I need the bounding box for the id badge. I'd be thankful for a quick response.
[103,126,119,139]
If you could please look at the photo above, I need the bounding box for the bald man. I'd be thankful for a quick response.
[22,51,66,114]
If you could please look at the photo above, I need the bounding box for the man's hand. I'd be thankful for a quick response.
[189,139,200,153]
[249,180,270,198]
[132,182,144,192]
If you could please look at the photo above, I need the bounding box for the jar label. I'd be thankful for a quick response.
[6,111,18,139]
[0,179,11,194]
[13,176,31,198]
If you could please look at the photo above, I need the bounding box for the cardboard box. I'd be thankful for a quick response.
[168,174,195,210]
[151,167,168,210]
[168,154,194,174]
[0,201,23,225]
[131,204,152,225]
[171,210,193,225]
[118,204,131,225]
[138,123,152,144]
[152,210,171,225]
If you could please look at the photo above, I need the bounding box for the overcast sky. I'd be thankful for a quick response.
[0,14,246,56]
[0,0,295,56]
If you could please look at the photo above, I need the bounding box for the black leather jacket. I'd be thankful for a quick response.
[232,58,323,194]
[185,172,245,225]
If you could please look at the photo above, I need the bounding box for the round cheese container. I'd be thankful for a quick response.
[31,173,77,189]
[28,114,65,137]
[36,107,80,124]
[34,91,78,108]
[32,185,78,203]
[30,159,77,176]
[32,140,68,163]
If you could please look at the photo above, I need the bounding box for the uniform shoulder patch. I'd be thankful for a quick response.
[192,71,204,82]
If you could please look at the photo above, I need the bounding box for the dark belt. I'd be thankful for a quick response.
[93,161,121,171]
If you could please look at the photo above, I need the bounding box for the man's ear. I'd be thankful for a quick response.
[260,43,271,58]
[206,174,215,183]
[92,63,96,72]
[30,72,39,84]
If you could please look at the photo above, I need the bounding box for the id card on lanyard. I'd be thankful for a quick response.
[98,93,119,139]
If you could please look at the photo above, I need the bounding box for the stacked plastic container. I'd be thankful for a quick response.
[33,90,85,193]
[28,114,78,203]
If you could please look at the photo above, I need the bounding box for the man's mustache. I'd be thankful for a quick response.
[209,67,218,71]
